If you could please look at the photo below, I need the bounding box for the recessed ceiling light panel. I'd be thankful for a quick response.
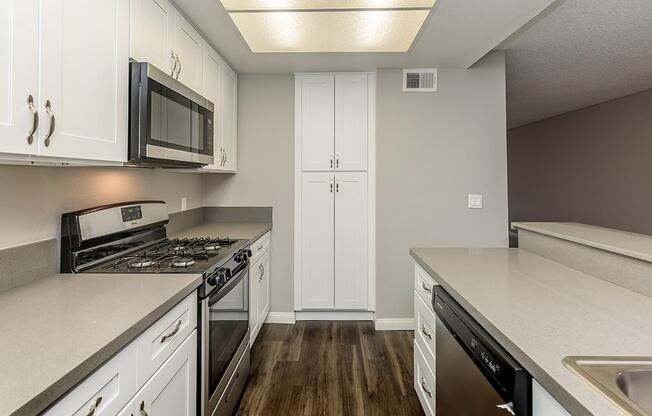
[221,0,436,11]
[229,10,430,53]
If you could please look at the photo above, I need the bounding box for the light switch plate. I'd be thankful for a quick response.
[468,194,483,209]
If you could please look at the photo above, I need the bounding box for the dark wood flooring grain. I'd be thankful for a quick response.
[235,321,424,416]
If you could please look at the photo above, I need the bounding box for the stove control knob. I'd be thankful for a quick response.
[207,273,218,286]
[217,268,231,284]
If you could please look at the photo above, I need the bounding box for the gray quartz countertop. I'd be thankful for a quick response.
[0,273,202,416]
[410,247,652,416]
[171,222,272,243]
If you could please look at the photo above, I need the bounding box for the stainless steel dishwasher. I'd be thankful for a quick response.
[433,286,532,416]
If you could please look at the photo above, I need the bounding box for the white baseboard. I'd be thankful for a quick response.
[265,312,296,324]
[374,318,415,331]
[295,311,375,321]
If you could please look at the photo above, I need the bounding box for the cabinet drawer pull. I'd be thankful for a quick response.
[44,100,55,147]
[160,320,182,343]
[421,281,432,293]
[140,401,148,416]
[421,324,432,340]
[257,244,263,251]
[27,95,38,145]
[86,396,102,416]
[175,55,181,79]
[170,51,178,77]
[421,377,433,398]
[330,152,333,169]
[335,152,340,168]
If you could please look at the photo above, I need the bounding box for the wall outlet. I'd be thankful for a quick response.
[468,194,483,209]
[181,197,188,211]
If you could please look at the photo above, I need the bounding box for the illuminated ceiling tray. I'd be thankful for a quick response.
[220,0,436,53]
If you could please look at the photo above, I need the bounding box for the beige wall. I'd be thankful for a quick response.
[508,88,652,235]
[376,51,509,318]
[0,166,202,249]
[202,74,295,313]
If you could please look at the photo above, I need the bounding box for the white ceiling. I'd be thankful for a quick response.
[501,0,652,128]
[173,0,557,73]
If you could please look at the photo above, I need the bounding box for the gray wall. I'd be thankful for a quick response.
[376,51,509,319]
[202,74,295,313]
[0,166,202,249]
[508,88,652,235]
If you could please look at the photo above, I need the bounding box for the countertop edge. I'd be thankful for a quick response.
[245,223,272,243]
[512,222,652,264]
[12,276,203,416]
[409,248,592,416]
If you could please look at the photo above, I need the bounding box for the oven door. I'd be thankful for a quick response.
[129,62,214,167]
[202,266,250,416]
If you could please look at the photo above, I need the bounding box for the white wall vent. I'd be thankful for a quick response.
[402,68,437,92]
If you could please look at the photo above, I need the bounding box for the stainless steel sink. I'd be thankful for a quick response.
[563,357,652,416]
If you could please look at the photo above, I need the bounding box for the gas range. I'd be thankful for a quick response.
[60,201,251,298]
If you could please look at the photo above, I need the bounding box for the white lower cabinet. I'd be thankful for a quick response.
[413,263,438,416]
[249,232,271,345]
[118,330,197,416]
[44,293,197,416]
[532,379,571,416]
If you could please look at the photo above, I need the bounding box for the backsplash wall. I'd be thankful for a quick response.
[0,166,202,249]
[508,88,652,235]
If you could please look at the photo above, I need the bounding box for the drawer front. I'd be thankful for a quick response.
[136,292,197,386]
[250,231,271,264]
[43,342,138,416]
[414,291,436,366]
[414,263,436,308]
[414,341,435,416]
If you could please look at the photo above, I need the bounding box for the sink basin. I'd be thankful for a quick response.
[563,357,652,416]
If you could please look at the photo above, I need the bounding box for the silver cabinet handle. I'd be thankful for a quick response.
[330,178,333,193]
[86,396,102,416]
[421,324,432,340]
[160,319,181,343]
[497,402,516,415]
[170,50,178,77]
[140,401,148,416]
[221,147,226,166]
[44,100,55,147]
[259,263,263,280]
[27,95,38,145]
[336,152,340,168]
[335,178,339,193]
[421,282,432,293]
[330,152,333,169]
[224,150,228,166]
[175,54,181,79]
[257,244,263,251]
[420,377,433,398]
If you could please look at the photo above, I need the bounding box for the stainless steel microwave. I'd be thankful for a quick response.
[128,62,214,167]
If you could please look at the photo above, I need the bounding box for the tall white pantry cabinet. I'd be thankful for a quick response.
[294,73,375,314]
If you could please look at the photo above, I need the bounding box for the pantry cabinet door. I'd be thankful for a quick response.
[335,74,368,171]
[39,0,129,162]
[301,172,335,309]
[173,12,203,93]
[300,75,335,172]
[334,172,368,309]
[0,0,39,156]
[130,0,176,75]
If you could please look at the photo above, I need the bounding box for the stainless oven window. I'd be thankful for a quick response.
[208,270,249,395]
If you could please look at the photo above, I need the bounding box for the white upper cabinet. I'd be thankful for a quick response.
[173,13,203,92]
[201,46,224,172]
[301,172,335,309]
[0,0,39,157]
[300,75,335,172]
[39,0,129,162]
[130,0,176,75]
[220,65,238,171]
[335,74,368,171]
[334,172,368,309]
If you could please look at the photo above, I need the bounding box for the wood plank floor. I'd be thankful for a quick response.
[235,321,424,416]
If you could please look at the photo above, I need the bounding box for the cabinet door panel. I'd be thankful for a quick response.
[301,172,335,309]
[130,0,175,74]
[39,0,129,162]
[334,172,368,309]
[258,250,271,325]
[300,75,334,171]
[0,0,38,156]
[335,74,368,171]
[249,257,260,345]
[174,13,203,92]
[221,65,237,171]
[201,46,223,171]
